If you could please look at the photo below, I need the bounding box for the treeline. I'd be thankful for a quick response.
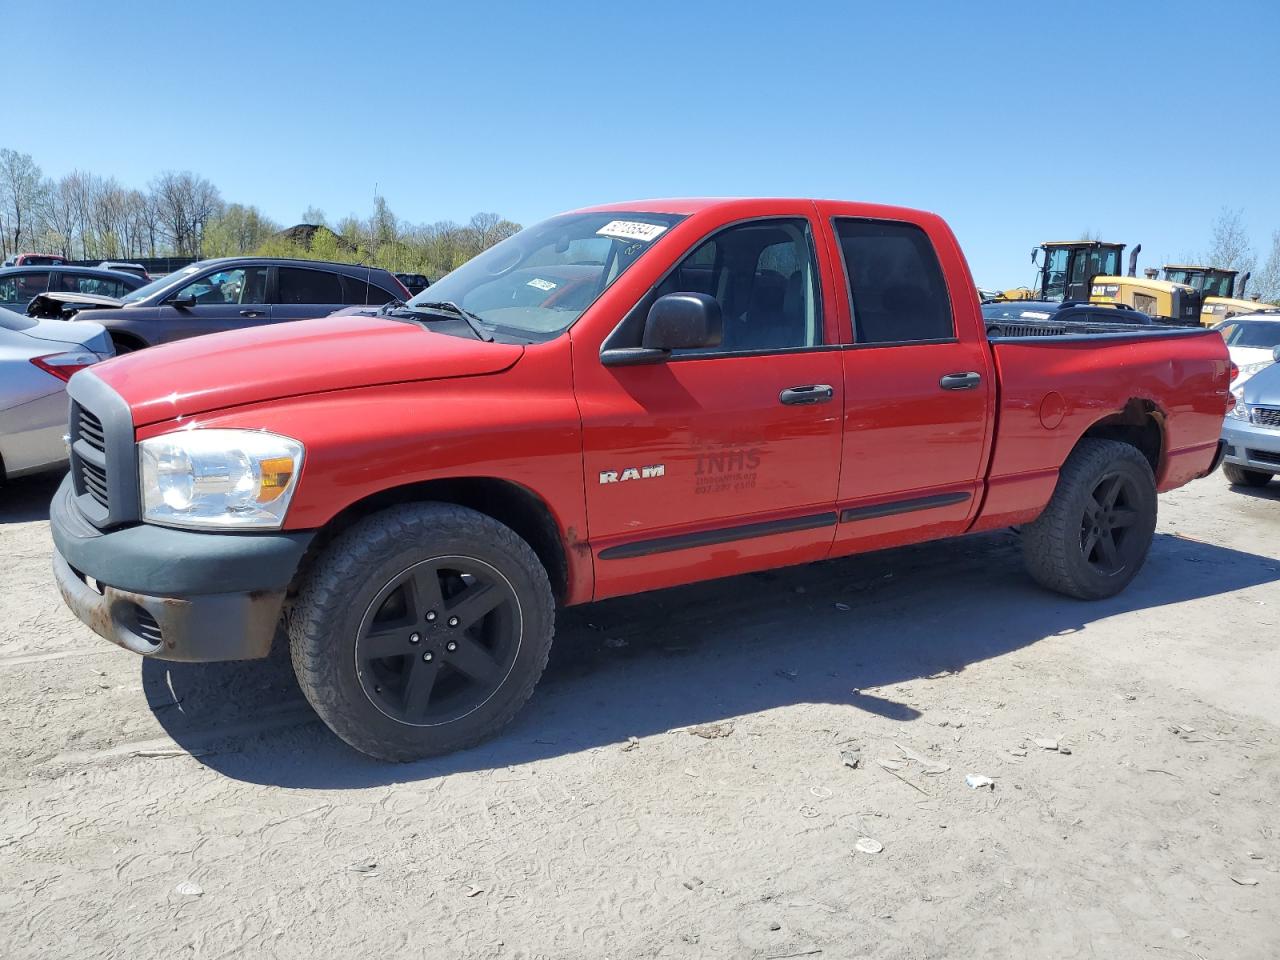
[0,147,520,279]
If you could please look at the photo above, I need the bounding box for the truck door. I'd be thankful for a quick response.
[575,214,845,599]
[820,213,993,555]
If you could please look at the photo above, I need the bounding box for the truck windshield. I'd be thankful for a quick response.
[407,212,685,340]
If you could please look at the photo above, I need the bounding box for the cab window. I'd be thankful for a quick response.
[655,218,823,353]
[834,219,953,344]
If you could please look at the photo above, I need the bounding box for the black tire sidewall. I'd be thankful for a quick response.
[1223,463,1273,487]
[292,506,554,759]
[1056,452,1157,598]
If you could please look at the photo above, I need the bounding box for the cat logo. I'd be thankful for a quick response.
[599,464,665,484]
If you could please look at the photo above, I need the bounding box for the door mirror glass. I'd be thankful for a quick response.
[1272,344,1280,363]
[642,293,722,351]
[168,294,197,308]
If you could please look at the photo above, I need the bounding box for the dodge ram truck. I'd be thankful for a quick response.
[50,199,1233,761]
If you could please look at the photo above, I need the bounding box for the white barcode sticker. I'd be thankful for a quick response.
[596,220,668,243]
[527,278,557,291]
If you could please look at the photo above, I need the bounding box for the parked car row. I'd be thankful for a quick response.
[27,257,410,352]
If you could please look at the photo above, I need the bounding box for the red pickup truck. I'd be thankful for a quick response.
[50,198,1232,760]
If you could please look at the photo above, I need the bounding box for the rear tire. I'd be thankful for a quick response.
[1022,439,1157,600]
[1222,463,1273,487]
[289,503,555,761]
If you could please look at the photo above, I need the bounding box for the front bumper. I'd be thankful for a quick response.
[1222,418,1280,475]
[50,475,314,661]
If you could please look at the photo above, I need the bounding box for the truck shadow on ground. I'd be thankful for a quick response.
[143,527,1280,788]
[0,472,61,525]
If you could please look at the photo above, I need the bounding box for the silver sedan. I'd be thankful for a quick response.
[1222,346,1280,488]
[1,307,114,480]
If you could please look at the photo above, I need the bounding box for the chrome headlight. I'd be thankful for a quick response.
[139,429,304,530]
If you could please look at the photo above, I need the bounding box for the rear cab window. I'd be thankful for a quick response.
[833,219,953,345]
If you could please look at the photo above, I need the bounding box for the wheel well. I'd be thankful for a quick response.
[297,478,570,603]
[109,330,147,353]
[1079,399,1164,474]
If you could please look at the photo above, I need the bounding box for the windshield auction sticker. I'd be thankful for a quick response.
[596,220,668,243]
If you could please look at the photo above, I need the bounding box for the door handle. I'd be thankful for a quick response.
[239,309,265,318]
[779,384,835,406]
[939,372,982,391]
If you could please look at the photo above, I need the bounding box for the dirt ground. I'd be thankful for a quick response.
[1,471,1278,960]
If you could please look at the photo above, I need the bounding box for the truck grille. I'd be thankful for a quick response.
[1251,406,1280,429]
[74,405,110,509]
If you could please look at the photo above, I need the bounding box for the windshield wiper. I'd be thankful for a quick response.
[412,300,493,342]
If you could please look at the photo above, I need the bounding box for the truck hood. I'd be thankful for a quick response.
[92,314,525,427]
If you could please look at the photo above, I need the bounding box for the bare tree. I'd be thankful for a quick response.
[1253,230,1280,304]
[301,205,327,226]
[149,171,223,256]
[0,148,45,257]
[1201,207,1256,274]
[36,176,81,258]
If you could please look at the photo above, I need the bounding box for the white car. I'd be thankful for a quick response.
[1216,311,1280,389]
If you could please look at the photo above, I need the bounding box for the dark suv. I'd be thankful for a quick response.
[33,258,411,352]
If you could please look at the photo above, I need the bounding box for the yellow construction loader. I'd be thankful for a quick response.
[1089,264,1273,326]
[995,240,1133,302]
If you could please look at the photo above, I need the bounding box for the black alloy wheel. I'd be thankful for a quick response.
[1079,472,1144,577]
[355,556,522,726]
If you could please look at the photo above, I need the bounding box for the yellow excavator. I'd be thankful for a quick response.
[994,240,1135,303]
[1089,264,1273,326]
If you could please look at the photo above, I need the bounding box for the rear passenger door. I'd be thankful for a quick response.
[820,212,993,554]
[272,267,345,321]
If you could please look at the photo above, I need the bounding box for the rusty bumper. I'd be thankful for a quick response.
[53,550,285,660]
[49,475,313,662]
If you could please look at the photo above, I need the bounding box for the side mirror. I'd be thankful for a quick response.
[643,293,722,351]
[601,293,722,366]
[168,295,196,309]
[1272,345,1280,363]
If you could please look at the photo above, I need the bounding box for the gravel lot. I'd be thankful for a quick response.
[2,470,1278,959]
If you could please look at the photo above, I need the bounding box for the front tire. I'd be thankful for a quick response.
[1222,463,1273,487]
[289,503,555,761]
[1022,439,1158,600]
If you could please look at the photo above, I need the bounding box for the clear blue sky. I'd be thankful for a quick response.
[6,0,1278,286]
